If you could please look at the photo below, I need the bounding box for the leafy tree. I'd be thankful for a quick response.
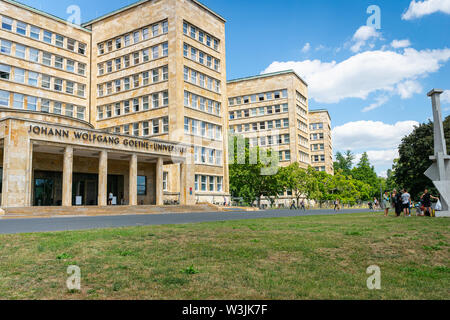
[280,164,319,205]
[351,152,379,197]
[393,116,450,199]
[333,150,355,176]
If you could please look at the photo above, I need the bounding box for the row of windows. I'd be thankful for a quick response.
[98,20,168,55]
[1,15,86,55]
[183,21,220,51]
[183,66,221,93]
[98,42,168,75]
[312,155,326,163]
[314,166,326,172]
[194,175,223,192]
[184,117,222,141]
[311,133,325,141]
[228,89,288,107]
[310,123,324,130]
[311,143,325,151]
[97,91,169,120]
[297,119,308,133]
[184,91,221,116]
[0,64,86,97]
[0,38,86,76]
[229,118,290,133]
[97,65,168,97]
[0,89,85,119]
[109,117,169,137]
[298,135,309,148]
[248,134,291,147]
[229,103,289,120]
[183,43,220,72]
[299,151,310,164]
[297,105,308,118]
[296,90,307,105]
[194,147,223,166]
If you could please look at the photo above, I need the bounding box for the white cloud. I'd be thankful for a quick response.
[402,0,450,20]
[332,120,419,151]
[362,95,389,112]
[350,26,381,53]
[301,43,311,53]
[441,90,450,103]
[396,80,423,99]
[262,48,450,103]
[391,39,412,48]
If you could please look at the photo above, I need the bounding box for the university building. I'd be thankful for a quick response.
[309,109,333,174]
[0,0,332,210]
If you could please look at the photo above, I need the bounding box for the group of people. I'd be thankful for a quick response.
[380,188,439,217]
[290,199,306,211]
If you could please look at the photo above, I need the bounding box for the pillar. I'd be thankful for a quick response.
[129,154,137,206]
[156,157,164,206]
[179,162,186,205]
[62,146,73,207]
[98,150,108,206]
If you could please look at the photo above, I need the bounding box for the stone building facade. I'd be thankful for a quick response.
[309,109,334,175]
[0,0,224,208]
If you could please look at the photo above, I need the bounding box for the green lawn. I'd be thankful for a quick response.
[0,212,448,300]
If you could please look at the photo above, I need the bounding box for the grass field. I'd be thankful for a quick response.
[0,212,448,300]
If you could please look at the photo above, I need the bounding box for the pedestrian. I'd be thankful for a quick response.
[393,189,402,217]
[290,200,297,210]
[334,199,340,211]
[383,191,390,217]
[373,197,379,210]
[300,199,306,211]
[420,189,439,217]
[401,189,412,217]
[108,192,113,206]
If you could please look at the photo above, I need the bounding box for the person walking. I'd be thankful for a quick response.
[383,191,390,217]
[392,189,402,217]
[401,189,412,217]
[300,199,306,211]
[420,189,439,217]
[334,199,340,211]
[290,200,297,210]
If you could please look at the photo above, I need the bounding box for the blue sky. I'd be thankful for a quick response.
[16,0,450,176]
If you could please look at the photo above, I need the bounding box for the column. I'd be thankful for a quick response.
[129,154,137,206]
[62,146,73,207]
[98,150,108,206]
[156,157,164,206]
[179,162,186,205]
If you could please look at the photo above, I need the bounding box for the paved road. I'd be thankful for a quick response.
[0,209,370,235]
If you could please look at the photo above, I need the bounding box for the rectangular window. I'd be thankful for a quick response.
[14,68,25,83]
[183,22,188,35]
[28,72,38,86]
[0,40,11,54]
[15,44,26,59]
[26,96,37,111]
[77,106,85,120]
[209,176,214,191]
[152,69,159,82]
[217,177,223,192]
[106,61,113,73]
[142,96,149,110]
[54,78,63,91]
[133,75,139,88]
[162,21,168,33]
[133,52,140,65]
[41,75,50,89]
[2,16,13,31]
[123,124,130,135]
[184,118,189,133]
[201,176,207,192]
[124,100,130,114]
[162,66,168,80]
[152,46,159,59]
[78,43,86,55]
[29,26,40,40]
[13,93,24,109]
[143,121,149,136]
[163,172,168,191]
[124,77,130,90]
[162,91,169,106]
[66,60,75,72]
[195,175,199,191]
[142,28,148,40]
[115,58,122,70]
[198,31,204,43]
[190,26,196,38]
[41,99,50,113]
[142,72,149,85]
[142,49,149,62]
[133,98,139,112]
[163,117,169,133]
[133,123,139,136]
[152,93,159,108]
[115,103,121,116]
[65,104,74,117]
[153,119,159,134]
[184,67,189,81]
[29,48,39,62]
[78,63,86,76]
[0,90,9,107]
[115,38,121,50]
[55,34,64,47]
[67,39,76,51]
[42,52,51,66]
[97,106,103,119]
[191,48,197,61]
[0,64,11,80]
[53,102,62,114]
[115,79,121,92]
[124,55,130,68]
[55,56,63,69]
[137,176,147,195]
[16,21,27,35]
[124,34,131,47]
[162,42,168,57]
[66,81,74,94]
[152,24,159,37]
[77,84,85,97]
[98,43,104,55]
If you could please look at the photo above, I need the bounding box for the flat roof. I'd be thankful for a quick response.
[227,70,308,87]
[82,0,226,27]
[3,0,91,32]
[310,109,331,119]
